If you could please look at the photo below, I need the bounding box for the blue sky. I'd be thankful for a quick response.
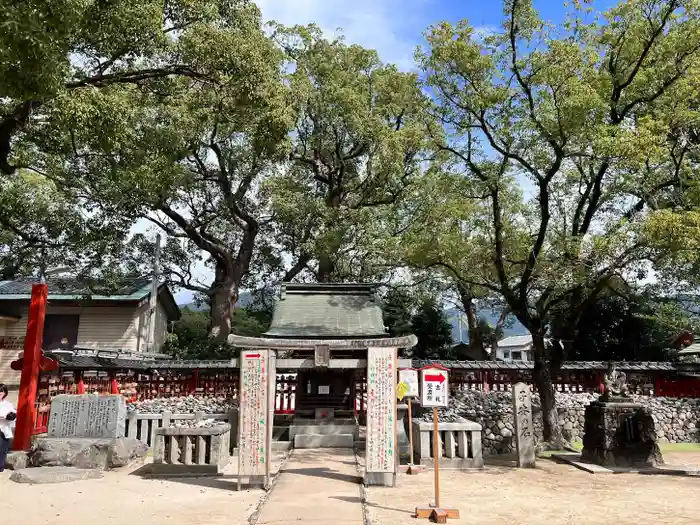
[256,0,621,70]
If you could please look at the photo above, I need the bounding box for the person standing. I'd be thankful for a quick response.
[0,383,17,472]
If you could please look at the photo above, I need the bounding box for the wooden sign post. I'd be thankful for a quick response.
[365,347,398,487]
[415,365,459,523]
[398,368,422,475]
[237,349,275,491]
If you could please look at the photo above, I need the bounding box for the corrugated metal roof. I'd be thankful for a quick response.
[264,282,387,338]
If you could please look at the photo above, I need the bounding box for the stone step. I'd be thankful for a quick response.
[289,424,358,439]
[294,433,354,449]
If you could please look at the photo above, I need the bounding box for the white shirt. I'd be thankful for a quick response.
[0,399,16,439]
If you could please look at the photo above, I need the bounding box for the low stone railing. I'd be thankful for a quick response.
[412,420,484,469]
[124,409,238,453]
[152,423,231,476]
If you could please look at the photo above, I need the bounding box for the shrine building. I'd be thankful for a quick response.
[228,283,415,456]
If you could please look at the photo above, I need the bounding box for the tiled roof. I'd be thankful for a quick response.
[0,276,181,320]
[0,276,153,300]
[412,360,682,372]
[497,335,535,348]
[678,343,700,355]
[264,283,388,338]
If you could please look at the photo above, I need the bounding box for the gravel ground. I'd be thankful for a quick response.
[361,452,700,525]
[0,452,287,525]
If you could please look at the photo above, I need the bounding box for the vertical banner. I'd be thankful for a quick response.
[266,351,276,486]
[238,349,270,481]
[366,347,397,474]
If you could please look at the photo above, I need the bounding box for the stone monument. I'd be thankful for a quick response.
[512,382,536,468]
[48,394,126,438]
[581,362,663,467]
[28,394,147,470]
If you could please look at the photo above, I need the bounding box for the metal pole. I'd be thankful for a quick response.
[147,234,161,353]
[433,406,440,508]
[408,399,414,465]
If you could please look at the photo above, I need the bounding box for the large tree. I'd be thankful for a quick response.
[0,0,254,177]
[263,26,433,284]
[410,0,700,444]
[36,1,293,340]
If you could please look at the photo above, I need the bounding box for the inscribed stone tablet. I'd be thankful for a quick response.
[48,395,126,439]
[366,347,397,474]
[512,382,536,468]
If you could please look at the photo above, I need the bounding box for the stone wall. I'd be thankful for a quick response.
[415,391,700,456]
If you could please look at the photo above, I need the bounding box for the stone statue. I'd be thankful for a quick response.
[601,362,630,401]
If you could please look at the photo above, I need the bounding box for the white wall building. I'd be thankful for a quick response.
[495,335,541,362]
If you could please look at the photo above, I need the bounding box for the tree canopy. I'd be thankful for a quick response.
[402,0,700,443]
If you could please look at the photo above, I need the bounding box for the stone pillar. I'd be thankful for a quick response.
[512,382,536,468]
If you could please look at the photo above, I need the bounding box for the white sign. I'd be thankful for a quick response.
[318,385,330,395]
[398,369,419,398]
[238,351,270,477]
[366,347,397,473]
[420,367,449,408]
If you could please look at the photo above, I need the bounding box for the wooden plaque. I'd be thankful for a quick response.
[314,344,330,368]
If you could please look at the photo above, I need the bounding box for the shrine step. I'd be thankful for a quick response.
[289,423,359,439]
[294,433,355,448]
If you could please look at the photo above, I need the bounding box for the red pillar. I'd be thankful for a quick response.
[13,283,48,451]
[190,368,199,395]
[75,371,85,394]
[109,372,120,395]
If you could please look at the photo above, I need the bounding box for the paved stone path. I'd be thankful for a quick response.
[255,448,364,525]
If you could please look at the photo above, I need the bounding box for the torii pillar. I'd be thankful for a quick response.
[12,283,49,451]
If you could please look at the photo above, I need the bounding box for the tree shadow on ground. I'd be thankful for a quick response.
[332,495,413,515]
[281,467,361,483]
[128,463,266,491]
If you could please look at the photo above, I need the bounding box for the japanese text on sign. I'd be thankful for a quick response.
[366,347,397,473]
[238,351,269,477]
[512,382,536,468]
[420,367,449,408]
[398,369,419,398]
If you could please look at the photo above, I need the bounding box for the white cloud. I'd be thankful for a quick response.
[255,0,431,70]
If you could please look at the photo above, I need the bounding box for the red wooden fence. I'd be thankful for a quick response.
[30,367,700,434]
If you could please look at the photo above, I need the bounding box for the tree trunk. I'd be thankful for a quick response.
[531,334,565,447]
[490,307,510,361]
[455,280,483,352]
[318,254,334,283]
[208,258,239,342]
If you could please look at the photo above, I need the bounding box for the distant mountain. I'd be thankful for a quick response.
[180,291,254,311]
[445,308,528,344]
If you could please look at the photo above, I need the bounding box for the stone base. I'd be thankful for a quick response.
[581,401,663,468]
[418,457,484,469]
[294,433,354,448]
[10,466,104,484]
[364,471,395,486]
[147,463,223,478]
[289,419,358,440]
[5,451,29,470]
[29,437,148,470]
